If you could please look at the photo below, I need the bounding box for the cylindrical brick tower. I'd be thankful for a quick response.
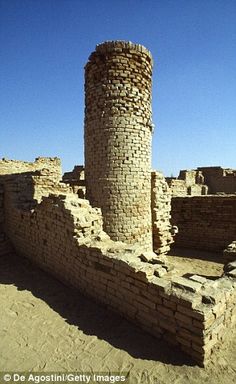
[84,41,154,251]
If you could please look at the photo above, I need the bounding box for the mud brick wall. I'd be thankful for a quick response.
[171,274,236,364]
[62,165,85,198]
[171,195,236,251]
[151,171,173,254]
[166,170,208,197]
[0,157,62,181]
[84,41,153,251]
[0,158,67,255]
[0,184,3,225]
[0,182,14,256]
[0,184,7,256]
[166,179,189,197]
[1,164,236,365]
[0,157,67,208]
[198,167,236,194]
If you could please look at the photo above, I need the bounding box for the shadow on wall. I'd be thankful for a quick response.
[0,172,37,210]
[0,252,195,367]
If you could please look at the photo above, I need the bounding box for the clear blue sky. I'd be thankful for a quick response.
[1,0,236,176]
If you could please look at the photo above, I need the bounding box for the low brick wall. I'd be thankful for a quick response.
[0,183,13,256]
[171,195,236,252]
[1,159,236,366]
[4,192,236,366]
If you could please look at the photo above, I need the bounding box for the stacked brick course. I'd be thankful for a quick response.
[166,170,208,197]
[62,165,85,197]
[0,157,62,180]
[171,195,236,252]
[84,41,153,251]
[0,158,236,366]
[198,167,236,194]
[168,166,236,196]
[0,157,67,208]
[151,171,173,254]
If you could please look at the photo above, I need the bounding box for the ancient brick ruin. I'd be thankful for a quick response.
[84,42,153,251]
[1,41,236,367]
[167,166,236,197]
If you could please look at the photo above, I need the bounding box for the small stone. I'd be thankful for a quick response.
[224,260,236,272]
[172,277,202,293]
[226,268,236,278]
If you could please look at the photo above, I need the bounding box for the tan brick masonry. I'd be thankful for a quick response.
[0,157,236,366]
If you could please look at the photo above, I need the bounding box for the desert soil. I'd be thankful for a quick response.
[167,247,224,278]
[0,252,235,384]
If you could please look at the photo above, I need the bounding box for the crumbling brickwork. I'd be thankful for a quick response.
[0,158,236,366]
[62,165,85,198]
[166,170,208,197]
[151,171,173,254]
[0,157,62,180]
[171,195,236,252]
[0,157,66,210]
[197,167,236,194]
[84,41,153,251]
[168,166,236,196]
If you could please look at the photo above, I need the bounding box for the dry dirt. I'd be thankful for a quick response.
[167,248,224,278]
[0,252,236,384]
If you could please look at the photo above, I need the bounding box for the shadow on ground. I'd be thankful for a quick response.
[0,252,195,367]
[168,247,224,263]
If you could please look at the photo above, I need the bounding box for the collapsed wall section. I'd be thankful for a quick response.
[1,165,236,366]
[0,157,67,208]
[198,167,236,194]
[84,41,153,251]
[0,157,62,180]
[171,195,236,252]
[62,165,85,198]
[166,170,208,197]
[0,157,68,254]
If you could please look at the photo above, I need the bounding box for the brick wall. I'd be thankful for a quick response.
[62,165,85,197]
[166,170,208,197]
[151,171,173,254]
[171,195,236,251]
[1,159,236,366]
[197,167,236,194]
[84,41,153,251]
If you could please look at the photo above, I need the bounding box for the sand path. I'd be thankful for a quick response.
[0,253,236,384]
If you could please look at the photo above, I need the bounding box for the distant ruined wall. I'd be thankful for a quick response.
[62,165,85,198]
[171,196,236,252]
[84,41,153,251]
[0,157,62,179]
[151,171,173,254]
[166,170,208,197]
[198,167,236,194]
[169,167,236,196]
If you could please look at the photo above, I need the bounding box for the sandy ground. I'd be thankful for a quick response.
[0,252,236,384]
[167,248,224,278]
